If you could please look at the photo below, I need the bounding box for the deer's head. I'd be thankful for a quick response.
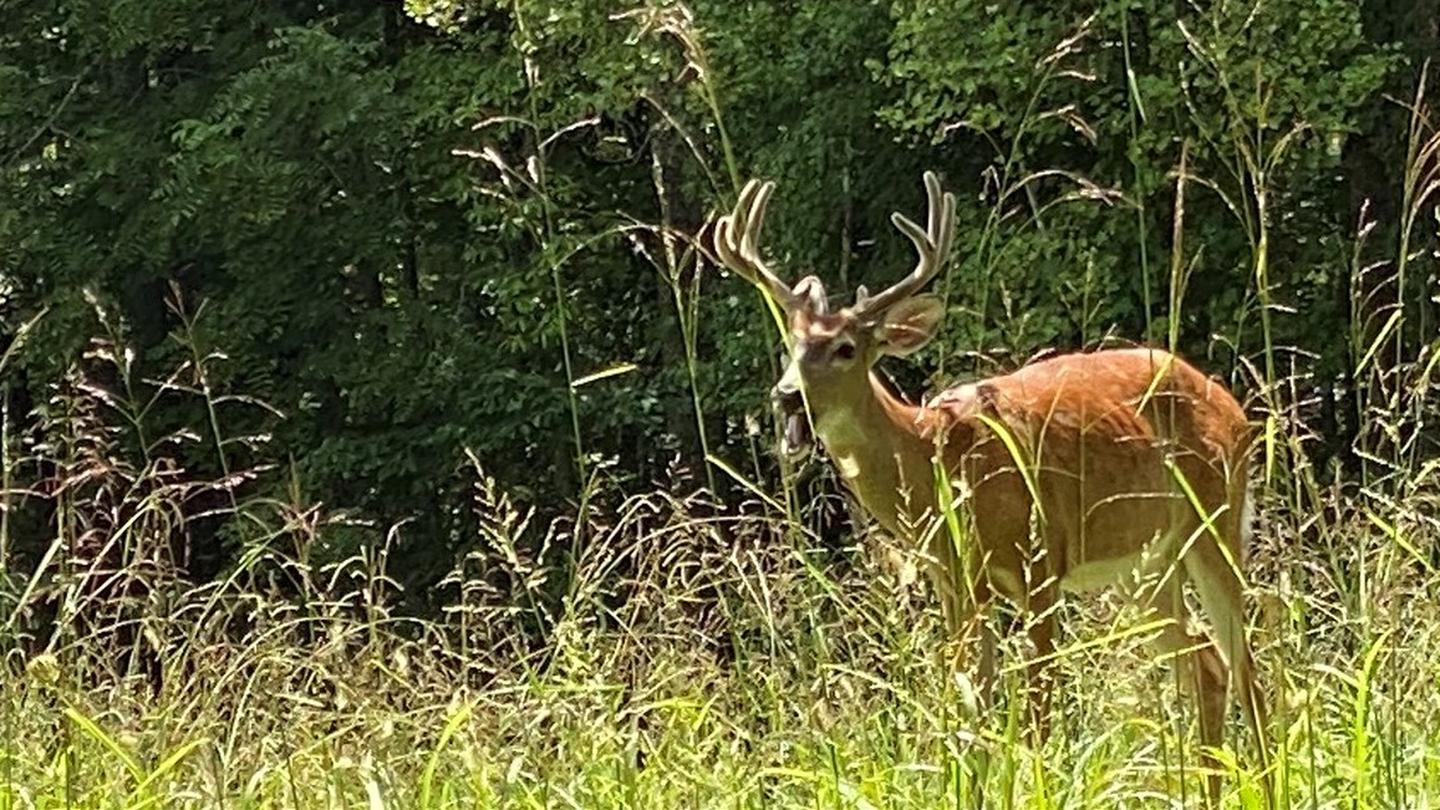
[713,172,957,454]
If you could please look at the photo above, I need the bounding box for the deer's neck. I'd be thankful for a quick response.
[812,373,939,535]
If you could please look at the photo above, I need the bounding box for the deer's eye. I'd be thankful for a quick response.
[833,343,857,361]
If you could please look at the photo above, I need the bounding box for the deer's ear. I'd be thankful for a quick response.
[874,294,944,357]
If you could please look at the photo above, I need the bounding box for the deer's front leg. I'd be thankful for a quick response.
[930,559,996,713]
[1024,608,1059,743]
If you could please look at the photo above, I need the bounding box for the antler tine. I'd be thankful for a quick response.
[853,171,956,320]
[713,179,798,310]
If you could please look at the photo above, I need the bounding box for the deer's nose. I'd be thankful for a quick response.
[771,359,802,400]
[771,384,802,412]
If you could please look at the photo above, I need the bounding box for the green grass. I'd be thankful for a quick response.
[1,450,1437,807]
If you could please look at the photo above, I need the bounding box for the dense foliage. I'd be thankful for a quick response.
[1,0,1434,582]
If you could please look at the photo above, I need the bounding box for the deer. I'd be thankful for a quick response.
[712,171,1271,802]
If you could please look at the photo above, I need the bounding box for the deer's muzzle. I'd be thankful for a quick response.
[771,385,812,457]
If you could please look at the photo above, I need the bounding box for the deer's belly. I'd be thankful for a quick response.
[977,550,1158,603]
[1060,553,1151,594]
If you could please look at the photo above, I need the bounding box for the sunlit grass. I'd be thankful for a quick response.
[1,448,1437,808]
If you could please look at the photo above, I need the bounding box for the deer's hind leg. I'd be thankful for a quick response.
[1184,525,1272,803]
[1137,564,1229,804]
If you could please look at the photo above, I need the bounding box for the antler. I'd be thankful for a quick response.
[713,179,799,310]
[853,171,956,320]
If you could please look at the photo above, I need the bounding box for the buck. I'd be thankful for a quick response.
[713,172,1270,797]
